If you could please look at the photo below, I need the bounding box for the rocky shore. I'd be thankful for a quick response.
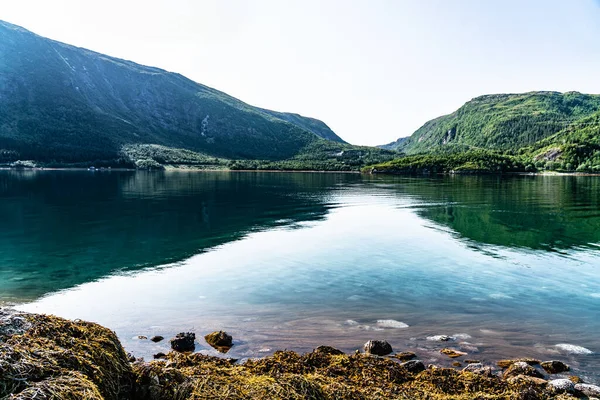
[1,309,598,400]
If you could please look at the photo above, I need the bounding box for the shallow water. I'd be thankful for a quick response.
[2,171,599,381]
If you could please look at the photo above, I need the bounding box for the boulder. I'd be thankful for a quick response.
[575,383,600,397]
[401,360,425,374]
[503,361,544,380]
[506,374,547,386]
[170,332,196,352]
[363,340,393,356]
[150,336,164,343]
[314,346,344,356]
[547,379,575,393]
[204,331,233,352]
[462,363,493,375]
[497,358,540,369]
[540,360,569,374]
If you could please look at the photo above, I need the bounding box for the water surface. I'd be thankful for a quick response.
[2,171,599,381]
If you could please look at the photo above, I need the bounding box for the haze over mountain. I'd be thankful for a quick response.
[0,20,346,165]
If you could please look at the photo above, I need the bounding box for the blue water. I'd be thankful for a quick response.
[1,171,599,381]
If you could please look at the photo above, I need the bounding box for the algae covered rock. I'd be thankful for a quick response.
[204,330,233,352]
[503,361,544,380]
[462,362,493,376]
[497,358,540,369]
[440,348,467,358]
[0,309,133,400]
[394,351,417,361]
[540,360,570,374]
[313,345,344,355]
[363,339,393,356]
[401,359,425,374]
[170,332,196,352]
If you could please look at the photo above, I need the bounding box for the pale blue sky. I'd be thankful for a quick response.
[3,0,600,145]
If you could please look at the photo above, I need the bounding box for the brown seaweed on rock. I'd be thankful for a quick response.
[0,309,133,399]
[0,310,583,400]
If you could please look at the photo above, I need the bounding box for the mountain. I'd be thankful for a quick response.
[385,91,600,155]
[0,20,346,166]
[370,91,600,174]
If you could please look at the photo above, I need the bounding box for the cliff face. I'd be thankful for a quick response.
[0,21,343,164]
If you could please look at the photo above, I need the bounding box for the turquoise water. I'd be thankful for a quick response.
[1,171,599,381]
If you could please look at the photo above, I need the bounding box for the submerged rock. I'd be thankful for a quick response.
[394,351,417,361]
[170,332,196,352]
[427,335,453,342]
[150,335,164,343]
[440,348,467,358]
[375,319,409,329]
[363,340,393,356]
[540,360,569,374]
[205,331,233,352]
[555,343,593,355]
[503,361,544,380]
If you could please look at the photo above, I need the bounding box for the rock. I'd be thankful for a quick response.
[401,360,425,374]
[204,331,233,351]
[170,332,196,352]
[506,374,547,386]
[313,346,344,356]
[153,352,167,359]
[540,360,569,374]
[363,340,393,356]
[426,335,453,342]
[575,383,600,397]
[150,335,164,343]
[464,359,480,364]
[497,358,540,369]
[394,351,417,361]
[137,335,148,340]
[452,361,461,367]
[440,348,467,358]
[547,379,575,392]
[126,353,136,363]
[555,343,593,355]
[569,376,582,383]
[504,361,544,380]
[462,363,493,375]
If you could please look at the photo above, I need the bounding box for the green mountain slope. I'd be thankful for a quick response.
[387,91,600,155]
[0,20,346,165]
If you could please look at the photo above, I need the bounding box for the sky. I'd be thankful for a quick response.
[3,0,600,146]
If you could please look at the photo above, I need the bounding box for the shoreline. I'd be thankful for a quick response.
[2,165,600,176]
[1,309,597,399]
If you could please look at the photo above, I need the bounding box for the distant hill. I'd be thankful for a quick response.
[371,91,600,174]
[0,20,347,166]
[385,91,600,154]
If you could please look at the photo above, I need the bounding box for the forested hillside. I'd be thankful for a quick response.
[0,21,352,167]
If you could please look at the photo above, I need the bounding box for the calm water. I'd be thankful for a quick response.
[2,171,600,381]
